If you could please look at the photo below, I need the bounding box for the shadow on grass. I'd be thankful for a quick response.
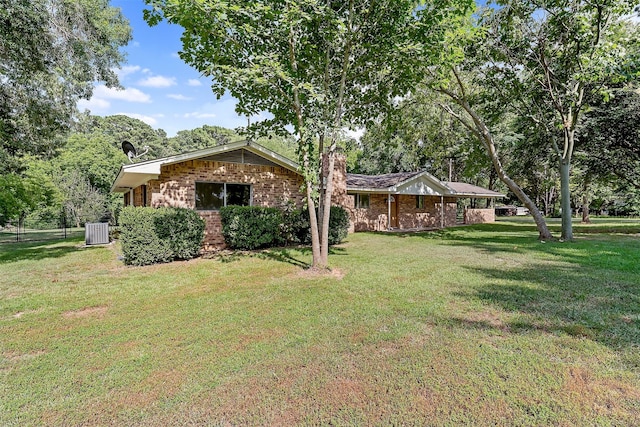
[367,221,639,366]
[455,262,640,368]
[0,239,84,264]
[214,245,349,268]
[402,222,640,366]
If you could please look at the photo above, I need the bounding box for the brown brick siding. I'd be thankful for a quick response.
[348,194,457,231]
[133,159,305,249]
[464,208,495,224]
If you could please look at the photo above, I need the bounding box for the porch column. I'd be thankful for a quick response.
[387,194,391,230]
[440,195,444,228]
[130,189,134,207]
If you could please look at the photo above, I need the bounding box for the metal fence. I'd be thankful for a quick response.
[0,216,85,244]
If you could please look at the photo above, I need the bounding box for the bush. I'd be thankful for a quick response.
[291,206,350,246]
[155,208,205,260]
[119,206,205,266]
[220,206,284,250]
[119,207,173,266]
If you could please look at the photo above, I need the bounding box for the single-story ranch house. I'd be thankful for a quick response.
[111,140,503,249]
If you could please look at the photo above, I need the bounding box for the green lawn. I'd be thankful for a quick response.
[1,219,639,425]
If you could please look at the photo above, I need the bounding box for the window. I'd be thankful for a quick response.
[416,195,425,209]
[195,182,251,210]
[353,193,370,209]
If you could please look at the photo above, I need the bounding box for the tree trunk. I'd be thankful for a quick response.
[560,157,573,240]
[318,149,336,268]
[439,83,554,240]
[581,177,591,224]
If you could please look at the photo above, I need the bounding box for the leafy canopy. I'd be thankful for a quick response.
[0,0,131,171]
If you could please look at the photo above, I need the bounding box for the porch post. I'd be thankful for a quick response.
[129,189,134,207]
[387,194,391,230]
[440,195,444,228]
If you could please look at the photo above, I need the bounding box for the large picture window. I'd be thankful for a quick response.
[195,182,251,210]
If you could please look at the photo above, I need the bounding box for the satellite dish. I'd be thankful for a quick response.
[121,140,149,163]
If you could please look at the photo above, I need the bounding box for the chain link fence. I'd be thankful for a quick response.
[0,214,84,244]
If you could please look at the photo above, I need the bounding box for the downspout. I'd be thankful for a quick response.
[440,195,444,228]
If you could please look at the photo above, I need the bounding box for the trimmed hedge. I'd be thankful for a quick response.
[119,206,205,266]
[290,206,350,246]
[219,206,284,250]
[220,205,349,250]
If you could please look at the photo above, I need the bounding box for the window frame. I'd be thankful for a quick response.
[416,195,425,209]
[195,181,252,211]
[353,193,370,209]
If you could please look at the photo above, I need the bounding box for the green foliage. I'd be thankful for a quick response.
[356,89,491,183]
[287,206,350,246]
[119,207,173,266]
[0,174,36,226]
[154,208,205,260]
[0,0,131,171]
[220,206,284,250]
[144,0,474,266]
[220,205,349,250]
[119,206,205,266]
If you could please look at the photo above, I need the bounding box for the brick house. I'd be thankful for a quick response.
[111,141,502,249]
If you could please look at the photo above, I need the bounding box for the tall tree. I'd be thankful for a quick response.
[144,0,473,269]
[476,0,639,240]
[0,0,131,171]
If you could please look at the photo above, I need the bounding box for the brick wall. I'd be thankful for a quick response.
[349,194,457,231]
[137,159,305,249]
[464,208,495,224]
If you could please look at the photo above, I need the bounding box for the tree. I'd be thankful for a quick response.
[144,0,473,269]
[475,0,639,240]
[355,89,492,185]
[58,170,108,227]
[434,69,556,239]
[577,85,640,190]
[0,0,131,171]
[0,175,37,227]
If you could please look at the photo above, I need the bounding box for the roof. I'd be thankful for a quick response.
[444,182,505,198]
[347,172,504,198]
[111,140,300,193]
[346,172,423,189]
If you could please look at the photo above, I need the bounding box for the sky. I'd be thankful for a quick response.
[78,0,250,137]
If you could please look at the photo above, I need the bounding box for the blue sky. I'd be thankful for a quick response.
[78,0,249,137]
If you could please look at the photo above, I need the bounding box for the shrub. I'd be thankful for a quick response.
[220,206,284,250]
[154,208,205,260]
[287,206,350,246]
[119,206,205,266]
[119,207,172,266]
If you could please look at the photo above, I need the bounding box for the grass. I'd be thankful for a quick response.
[0,226,84,244]
[1,218,639,425]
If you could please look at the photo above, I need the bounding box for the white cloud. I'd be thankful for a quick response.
[93,85,151,103]
[78,97,110,111]
[116,112,158,126]
[114,65,141,79]
[187,79,202,87]
[138,75,177,88]
[171,52,181,59]
[183,112,217,119]
[167,94,193,101]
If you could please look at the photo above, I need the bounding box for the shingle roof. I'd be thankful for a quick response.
[444,182,504,197]
[346,171,423,189]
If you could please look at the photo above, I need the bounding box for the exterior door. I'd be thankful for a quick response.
[390,196,398,228]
